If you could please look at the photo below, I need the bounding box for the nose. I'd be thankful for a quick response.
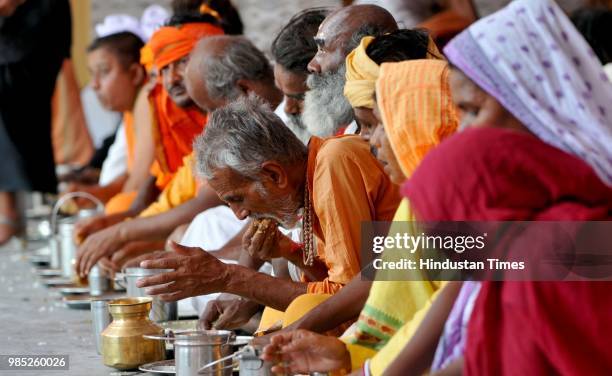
[307,55,321,74]
[167,63,182,84]
[284,97,301,116]
[90,74,101,91]
[230,204,250,220]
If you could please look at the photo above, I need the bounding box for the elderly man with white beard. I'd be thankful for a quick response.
[302,4,398,137]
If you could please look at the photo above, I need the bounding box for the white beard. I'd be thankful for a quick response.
[302,65,354,137]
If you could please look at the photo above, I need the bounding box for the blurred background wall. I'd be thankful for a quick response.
[73,0,340,87]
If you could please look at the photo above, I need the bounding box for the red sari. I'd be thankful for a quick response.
[402,128,612,375]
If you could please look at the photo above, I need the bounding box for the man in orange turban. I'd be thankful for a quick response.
[104,20,224,214]
[147,21,224,189]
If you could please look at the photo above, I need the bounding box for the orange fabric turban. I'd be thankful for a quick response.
[148,22,224,71]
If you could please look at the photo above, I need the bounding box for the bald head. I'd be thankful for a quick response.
[185,35,275,112]
[307,4,398,74]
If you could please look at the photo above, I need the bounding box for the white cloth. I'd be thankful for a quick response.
[98,122,128,186]
[274,100,311,145]
[344,121,359,135]
[95,14,146,42]
[140,5,170,40]
[80,85,121,149]
[181,205,248,250]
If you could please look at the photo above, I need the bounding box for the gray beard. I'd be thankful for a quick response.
[302,65,354,137]
[252,182,302,229]
[285,113,312,145]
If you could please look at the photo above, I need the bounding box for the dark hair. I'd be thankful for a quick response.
[170,0,243,35]
[347,24,388,53]
[571,7,612,64]
[271,8,329,75]
[366,29,436,64]
[87,32,145,67]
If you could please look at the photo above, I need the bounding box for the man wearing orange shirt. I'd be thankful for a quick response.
[136,95,399,314]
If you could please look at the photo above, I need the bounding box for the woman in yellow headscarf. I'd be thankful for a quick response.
[262,59,459,376]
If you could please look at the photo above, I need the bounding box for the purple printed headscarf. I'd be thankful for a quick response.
[444,0,612,185]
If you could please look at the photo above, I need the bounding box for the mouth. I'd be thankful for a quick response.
[95,94,111,109]
[169,86,187,97]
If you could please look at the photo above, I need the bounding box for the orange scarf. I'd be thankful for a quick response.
[148,22,224,71]
[149,84,207,189]
[123,111,136,171]
[376,60,459,178]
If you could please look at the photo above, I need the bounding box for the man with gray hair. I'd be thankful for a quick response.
[75,35,283,276]
[303,4,398,137]
[185,35,282,113]
[136,95,399,326]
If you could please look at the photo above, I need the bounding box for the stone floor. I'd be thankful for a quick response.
[0,240,152,376]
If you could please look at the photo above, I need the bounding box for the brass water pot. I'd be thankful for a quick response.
[101,297,165,370]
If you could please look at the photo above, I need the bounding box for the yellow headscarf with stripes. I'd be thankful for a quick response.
[344,34,443,110]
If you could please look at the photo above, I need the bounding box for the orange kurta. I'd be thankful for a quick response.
[148,83,207,189]
[306,136,400,294]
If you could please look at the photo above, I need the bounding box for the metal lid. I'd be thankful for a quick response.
[173,330,234,346]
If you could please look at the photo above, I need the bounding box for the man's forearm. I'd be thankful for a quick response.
[224,264,307,311]
[286,272,371,333]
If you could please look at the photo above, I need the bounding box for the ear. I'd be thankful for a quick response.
[236,78,254,95]
[259,161,289,188]
[130,63,146,86]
